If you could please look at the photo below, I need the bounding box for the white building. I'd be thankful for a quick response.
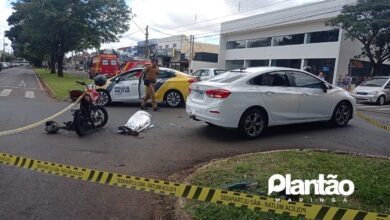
[218,0,389,85]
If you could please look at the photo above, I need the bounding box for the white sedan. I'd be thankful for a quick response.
[191,68,226,81]
[186,67,356,139]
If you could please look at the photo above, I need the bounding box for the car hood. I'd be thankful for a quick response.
[353,86,381,93]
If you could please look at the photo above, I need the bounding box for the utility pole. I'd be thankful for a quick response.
[145,25,149,59]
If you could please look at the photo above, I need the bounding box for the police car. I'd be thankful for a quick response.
[96,67,197,107]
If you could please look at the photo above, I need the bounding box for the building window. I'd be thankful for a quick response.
[165,45,169,49]
[272,34,305,46]
[226,60,244,70]
[306,29,339,43]
[248,60,269,67]
[159,46,162,49]
[173,43,177,48]
[247,37,271,48]
[226,40,246,49]
[271,59,301,69]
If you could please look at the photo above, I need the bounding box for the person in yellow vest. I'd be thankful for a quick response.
[141,60,160,111]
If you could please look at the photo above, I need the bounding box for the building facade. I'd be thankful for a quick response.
[137,35,219,72]
[218,0,389,85]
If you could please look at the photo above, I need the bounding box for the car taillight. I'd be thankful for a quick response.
[188,78,197,83]
[206,89,231,99]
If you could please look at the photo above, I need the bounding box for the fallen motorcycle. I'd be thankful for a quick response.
[45,75,108,136]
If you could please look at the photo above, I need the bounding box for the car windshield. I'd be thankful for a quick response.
[360,78,388,87]
[208,71,244,83]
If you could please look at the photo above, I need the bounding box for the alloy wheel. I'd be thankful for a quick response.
[335,104,350,125]
[166,91,181,107]
[243,112,264,137]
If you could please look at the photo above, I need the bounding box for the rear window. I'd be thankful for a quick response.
[110,60,117,65]
[214,70,226,75]
[208,71,244,83]
[102,59,109,65]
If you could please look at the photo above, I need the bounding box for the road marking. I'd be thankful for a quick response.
[0,85,44,90]
[377,107,390,111]
[19,80,26,88]
[0,89,12,97]
[25,90,35,99]
[356,105,379,109]
[34,71,44,90]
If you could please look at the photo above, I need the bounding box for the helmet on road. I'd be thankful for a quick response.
[94,75,107,87]
[45,121,59,134]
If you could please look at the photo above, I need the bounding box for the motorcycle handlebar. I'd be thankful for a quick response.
[75,81,87,86]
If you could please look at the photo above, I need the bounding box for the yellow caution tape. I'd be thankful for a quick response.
[0,152,388,220]
[0,95,83,137]
[357,111,390,132]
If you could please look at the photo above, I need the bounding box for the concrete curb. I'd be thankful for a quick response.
[174,148,389,219]
[33,69,56,99]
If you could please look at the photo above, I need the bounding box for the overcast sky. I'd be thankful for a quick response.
[0,0,322,52]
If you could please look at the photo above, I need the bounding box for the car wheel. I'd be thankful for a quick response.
[331,102,352,127]
[97,89,111,106]
[164,90,183,107]
[239,108,267,139]
[377,95,386,106]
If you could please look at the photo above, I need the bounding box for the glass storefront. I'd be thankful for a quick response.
[248,60,269,67]
[226,60,244,70]
[304,58,336,83]
[271,59,302,69]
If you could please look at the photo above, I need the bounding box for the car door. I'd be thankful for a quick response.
[110,70,142,101]
[251,71,300,123]
[287,71,335,120]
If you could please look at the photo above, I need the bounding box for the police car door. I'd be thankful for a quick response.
[110,70,141,101]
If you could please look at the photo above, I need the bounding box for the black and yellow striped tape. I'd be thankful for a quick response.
[357,111,390,132]
[0,152,388,220]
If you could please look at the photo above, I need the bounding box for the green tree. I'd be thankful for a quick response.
[7,0,131,77]
[328,0,390,76]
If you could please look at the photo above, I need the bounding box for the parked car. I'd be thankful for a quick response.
[1,62,9,69]
[186,67,356,139]
[96,67,197,107]
[191,68,226,81]
[352,76,390,105]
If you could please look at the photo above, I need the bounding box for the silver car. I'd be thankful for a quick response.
[352,76,390,105]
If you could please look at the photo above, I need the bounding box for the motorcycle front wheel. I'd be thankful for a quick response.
[93,106,108,128]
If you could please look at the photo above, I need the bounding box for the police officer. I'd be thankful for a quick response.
[141,60,160,111]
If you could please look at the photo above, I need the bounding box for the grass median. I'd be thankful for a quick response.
[184,150,390,220]
[35,68,92,101]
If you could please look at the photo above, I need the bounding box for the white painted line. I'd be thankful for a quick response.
[19,80,26,88]
[356,105,379,109]
[0,89,12,97]
[0,85,44,90]
[25,90,35,99]
[34,71,44,90]
[377,107,390,111]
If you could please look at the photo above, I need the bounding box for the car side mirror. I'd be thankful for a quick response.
[115,77,121,83]
[321,82,328,93]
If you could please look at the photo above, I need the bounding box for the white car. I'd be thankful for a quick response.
[186,67,356,139]
[352,76,390,105]
[191,68,226,81]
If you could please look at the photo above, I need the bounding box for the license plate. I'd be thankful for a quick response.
[193,90,204,99]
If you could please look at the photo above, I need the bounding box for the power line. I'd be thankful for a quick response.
[131,20,146,35]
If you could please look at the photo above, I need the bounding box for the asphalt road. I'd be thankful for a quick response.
[0,68,389,219]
